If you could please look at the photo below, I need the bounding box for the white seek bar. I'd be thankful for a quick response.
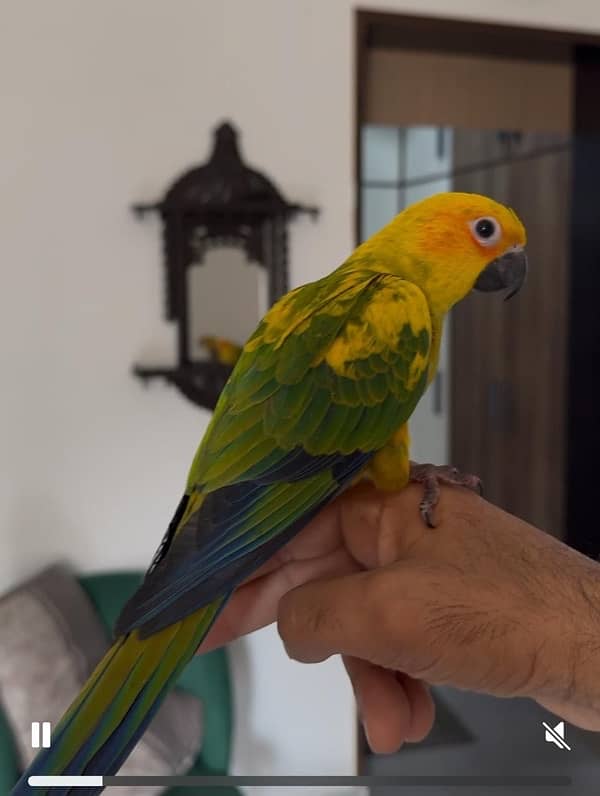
[28,776,104,787]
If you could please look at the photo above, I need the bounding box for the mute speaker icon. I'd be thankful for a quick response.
[542,720,571,751]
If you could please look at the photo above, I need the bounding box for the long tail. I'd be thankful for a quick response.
[11,597,226,796]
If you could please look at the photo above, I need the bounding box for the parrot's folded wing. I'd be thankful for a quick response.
[116,271,432,637]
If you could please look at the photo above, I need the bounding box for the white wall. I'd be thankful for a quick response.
[1,0,599,789]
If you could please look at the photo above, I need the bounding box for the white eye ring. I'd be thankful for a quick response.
[470,217,502,247]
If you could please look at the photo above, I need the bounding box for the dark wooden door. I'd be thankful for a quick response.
[450,131,571,538]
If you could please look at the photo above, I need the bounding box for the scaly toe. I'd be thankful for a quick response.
[409,462,483,528]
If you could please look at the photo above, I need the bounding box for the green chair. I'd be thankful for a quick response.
[1,571,240,796]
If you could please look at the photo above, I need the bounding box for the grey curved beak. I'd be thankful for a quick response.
[473,247,528,301]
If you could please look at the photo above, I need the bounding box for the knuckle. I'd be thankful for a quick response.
[278,589,338,662]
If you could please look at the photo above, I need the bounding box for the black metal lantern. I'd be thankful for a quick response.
[132,121,318,410]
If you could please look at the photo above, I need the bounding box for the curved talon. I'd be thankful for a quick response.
[420,501,437,529]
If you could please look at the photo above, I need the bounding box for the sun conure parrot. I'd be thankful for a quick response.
[198,335,243,366]
[13,192,527,794]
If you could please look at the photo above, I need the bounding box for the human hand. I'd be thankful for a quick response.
[196,482,437,749]
[196,489,434,751]
[276,483,600,752]
[197,482,600,753]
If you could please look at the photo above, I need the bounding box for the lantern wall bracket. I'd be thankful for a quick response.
[131,121,319,410]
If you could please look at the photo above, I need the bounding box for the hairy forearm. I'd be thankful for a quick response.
[533,558,600,730]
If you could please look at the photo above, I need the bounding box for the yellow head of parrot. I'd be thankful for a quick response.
[372,191,528,315]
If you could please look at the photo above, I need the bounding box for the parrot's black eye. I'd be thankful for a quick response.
[475,219,495,238]
[470,216,502,247]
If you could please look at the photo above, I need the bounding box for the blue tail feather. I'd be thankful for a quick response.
[10,598,226,795]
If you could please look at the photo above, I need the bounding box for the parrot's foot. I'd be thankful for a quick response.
[409,462,483,528]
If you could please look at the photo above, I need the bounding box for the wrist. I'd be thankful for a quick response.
[532,559,600,730]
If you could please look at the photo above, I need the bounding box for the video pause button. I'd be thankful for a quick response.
[31,722,51,749]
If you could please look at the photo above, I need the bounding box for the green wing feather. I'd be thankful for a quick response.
[115,268,432,637]
[189,269,432,488]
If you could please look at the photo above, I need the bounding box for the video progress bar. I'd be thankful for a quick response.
[29,774,572,788]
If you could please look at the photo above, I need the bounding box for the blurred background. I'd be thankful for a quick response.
[1,1,600,795]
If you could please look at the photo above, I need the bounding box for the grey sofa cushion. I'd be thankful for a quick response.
[0,564,203,795]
